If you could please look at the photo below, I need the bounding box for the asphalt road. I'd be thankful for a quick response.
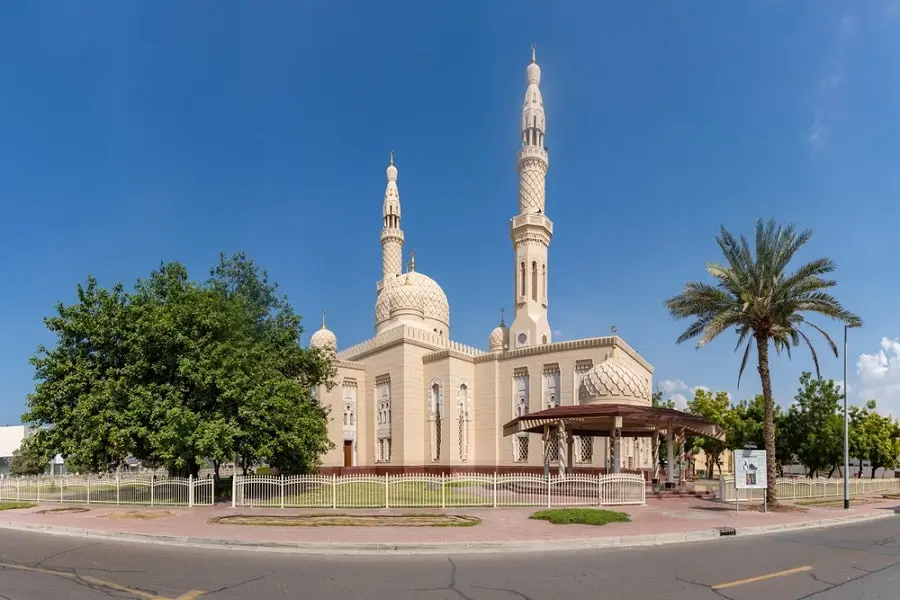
[3,517,900,599]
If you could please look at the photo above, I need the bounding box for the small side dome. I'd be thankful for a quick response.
[488,309,509,351]
[309,310,337,351]
[579,347,650,406]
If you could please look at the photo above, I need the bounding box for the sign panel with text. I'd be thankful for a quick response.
[735,449,767,490]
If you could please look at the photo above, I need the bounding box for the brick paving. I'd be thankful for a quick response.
[1,497,897,546]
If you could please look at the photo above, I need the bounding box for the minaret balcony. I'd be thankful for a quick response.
[516,145,548,164]
[510,213,553,234]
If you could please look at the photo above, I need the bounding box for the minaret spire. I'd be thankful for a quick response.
[380,151,405,280]
[510,46,552,349]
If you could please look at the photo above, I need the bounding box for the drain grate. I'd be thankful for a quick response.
[717,527,736,536]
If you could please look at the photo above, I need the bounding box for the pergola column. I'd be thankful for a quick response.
[666,426,675,484]
[565,431,575,475]
[542,425,551,478]
[556,425,567,477]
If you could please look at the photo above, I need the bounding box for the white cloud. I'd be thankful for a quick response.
[656,381,727,410]
[855,337,900,416]
[657,379,688,394]
[808,15,855,150]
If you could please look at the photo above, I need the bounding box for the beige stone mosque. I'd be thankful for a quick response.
[308,49,656,473]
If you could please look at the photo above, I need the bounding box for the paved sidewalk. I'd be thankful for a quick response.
[1,497,897,554]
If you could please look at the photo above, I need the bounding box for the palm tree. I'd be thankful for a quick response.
[665,218,861,505]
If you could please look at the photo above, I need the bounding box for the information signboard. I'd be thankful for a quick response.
[735,449,767,490]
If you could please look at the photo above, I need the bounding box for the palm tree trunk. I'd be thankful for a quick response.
[755,333,778,506]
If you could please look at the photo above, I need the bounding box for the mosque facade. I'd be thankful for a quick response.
[309,50,655,473]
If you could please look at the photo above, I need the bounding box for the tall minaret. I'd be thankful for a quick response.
[510,45,552,349]
[381,151,404,280]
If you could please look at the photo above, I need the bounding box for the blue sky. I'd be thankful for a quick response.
[1,1,899,424]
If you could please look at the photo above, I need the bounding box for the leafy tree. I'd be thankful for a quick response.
[687,389,731,477]
[848,401,875,478]
[23,253,335,479]
[787,373,843,477]
[665,218,861,505]
[851,401,900,478]
[9,439,48,476]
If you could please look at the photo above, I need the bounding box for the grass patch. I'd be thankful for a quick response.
[0,502,35,511]
[211,513,481,527]
[530,508,630,526]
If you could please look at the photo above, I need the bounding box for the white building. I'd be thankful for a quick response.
[308,49,656,473]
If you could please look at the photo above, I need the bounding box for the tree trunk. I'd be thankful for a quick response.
[755,332,778,506]
[827,465,836,478]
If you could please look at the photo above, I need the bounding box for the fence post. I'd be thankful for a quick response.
[116,474,120,505]
[231,474,237,508]
[15,478,19,502]
[598,475,603,506]
[332,473,337,509]
[86,479,91,505]
[150,478,154,507]
[280,475,285,509]
[60,477,64,503]
[493,473,498,508]
[384,473,389,509]
[547,473,552,508]
[36,476,41,504]
[189,475,194,508]
[441,473,446,509]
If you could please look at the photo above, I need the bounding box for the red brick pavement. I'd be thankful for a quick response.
[1,497,897,546]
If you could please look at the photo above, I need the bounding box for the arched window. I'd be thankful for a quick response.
[542,264,547,301]
[531,261,538,301]
[457,383,469,462]
[430,381,443,461]
[520,262,526,298]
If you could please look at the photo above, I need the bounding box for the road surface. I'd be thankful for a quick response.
[3,516,900,599]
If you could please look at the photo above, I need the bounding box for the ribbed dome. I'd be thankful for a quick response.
[489,323,509,352]
[579,349,651,406]
[375,271,450,332]
[309,311,337,351]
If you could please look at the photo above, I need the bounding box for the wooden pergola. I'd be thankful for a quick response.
[502,403,725,484]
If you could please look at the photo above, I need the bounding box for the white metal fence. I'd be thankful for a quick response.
[0,475,214,507]
[232,473,646,509]
[719,475,900,502]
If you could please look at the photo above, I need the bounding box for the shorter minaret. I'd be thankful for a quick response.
[381,151,405,281]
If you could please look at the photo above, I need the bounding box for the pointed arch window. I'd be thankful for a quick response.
[520,262,526,298]
[457,383,469,462]
[531,261,538,301]
[429,380,444,462]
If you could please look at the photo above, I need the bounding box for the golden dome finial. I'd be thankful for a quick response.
[321,309,327,330]
[409,249,416,272]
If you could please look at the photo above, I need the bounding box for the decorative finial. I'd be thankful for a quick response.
[321,309,327,330]
[531,43,536,63]
[389,150,394,166]
[500,306,505,326]
[410,249,416,272]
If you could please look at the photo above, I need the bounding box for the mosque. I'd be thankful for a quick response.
[308,49,657,473]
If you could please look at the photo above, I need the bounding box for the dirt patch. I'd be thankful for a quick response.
[37,507,90,515]
[211,514,481,527]
[106,510,175,520]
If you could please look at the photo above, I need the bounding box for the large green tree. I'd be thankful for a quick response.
[786,372,843,478]
[687,389,731,477]
[23,253,334,478]
[665,219,861,505]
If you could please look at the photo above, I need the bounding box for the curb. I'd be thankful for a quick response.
[0,511,895,555]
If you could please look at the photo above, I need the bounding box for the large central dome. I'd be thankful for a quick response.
[375,270,450,336]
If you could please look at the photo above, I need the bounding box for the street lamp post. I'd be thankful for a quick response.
[843,324,849,510]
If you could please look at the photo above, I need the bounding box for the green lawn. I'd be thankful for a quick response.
[530,508,631,526]
[239,481,489,507]
[0,502,36,511]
